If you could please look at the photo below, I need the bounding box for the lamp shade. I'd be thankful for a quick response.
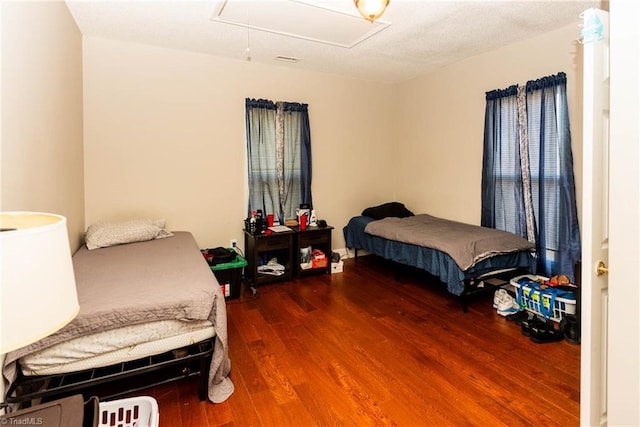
[0,212,79,354]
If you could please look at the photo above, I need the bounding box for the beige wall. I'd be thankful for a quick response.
[83,23,583,251]
[0,3,583,254]
[396,24,583,227]
[1,1,85,251]
[82,37,398,250]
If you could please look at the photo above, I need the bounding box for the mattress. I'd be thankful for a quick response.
[20,319,214,376]
[9,231,219,354]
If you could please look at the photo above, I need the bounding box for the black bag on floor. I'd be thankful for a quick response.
[202,247,237,265]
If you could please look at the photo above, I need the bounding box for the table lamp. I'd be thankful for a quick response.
[0,212,80,410]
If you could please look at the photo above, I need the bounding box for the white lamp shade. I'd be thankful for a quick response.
[1,212,79,354]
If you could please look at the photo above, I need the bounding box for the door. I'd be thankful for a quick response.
[606,2,640,424]
[580,8,609,426]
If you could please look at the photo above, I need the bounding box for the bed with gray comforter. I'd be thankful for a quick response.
[344,213,535,299]
[3,231,234,405]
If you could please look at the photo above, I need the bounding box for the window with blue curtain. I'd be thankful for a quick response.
[246,98,312,223]
[481,72,581,280]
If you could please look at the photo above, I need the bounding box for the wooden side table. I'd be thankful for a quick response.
[295,225,333,278]
[244,229,294,287]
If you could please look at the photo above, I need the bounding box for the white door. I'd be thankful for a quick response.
[580,8,609,426]
[606,1,640,424]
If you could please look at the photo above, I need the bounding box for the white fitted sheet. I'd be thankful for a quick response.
[20,319,214,376]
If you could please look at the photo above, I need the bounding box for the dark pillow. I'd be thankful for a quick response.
[362,202,414,220]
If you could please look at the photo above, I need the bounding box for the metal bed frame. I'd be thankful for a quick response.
[352,248,529,312]
[6,337,215,408]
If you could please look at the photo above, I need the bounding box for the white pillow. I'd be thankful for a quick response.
[85,219,174,250]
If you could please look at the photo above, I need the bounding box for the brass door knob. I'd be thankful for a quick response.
[596,261,608,276]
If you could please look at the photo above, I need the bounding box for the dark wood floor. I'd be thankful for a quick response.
[141,256,580,426]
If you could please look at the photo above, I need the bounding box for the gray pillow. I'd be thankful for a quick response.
[85,219,173,250]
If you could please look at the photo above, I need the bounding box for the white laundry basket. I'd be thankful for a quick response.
[98,396,159,427]
[510,274,577,322]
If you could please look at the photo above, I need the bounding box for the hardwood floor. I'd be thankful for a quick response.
[141,256,580,426]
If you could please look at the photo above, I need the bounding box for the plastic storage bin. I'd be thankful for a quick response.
[510,274,576,322]
[211,252,247,300]
[99,396,159,427]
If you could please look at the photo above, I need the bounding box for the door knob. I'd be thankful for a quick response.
[596,261,608,276]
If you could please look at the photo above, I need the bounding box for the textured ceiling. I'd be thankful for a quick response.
[65,0,600,84]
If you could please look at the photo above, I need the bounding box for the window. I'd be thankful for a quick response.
[245,98,312,223]
[482,73,581,280]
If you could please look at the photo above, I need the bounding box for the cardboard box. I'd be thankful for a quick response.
[331,261,344,274]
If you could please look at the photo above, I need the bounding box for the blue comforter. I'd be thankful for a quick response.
[344,216,535,296]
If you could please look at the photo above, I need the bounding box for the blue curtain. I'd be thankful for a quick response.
[246,99,278,218]
[280,102,313,217]
[525,73,581,278]
[246,99,312,222]
[481,73,581,280]
[481,85,529,239]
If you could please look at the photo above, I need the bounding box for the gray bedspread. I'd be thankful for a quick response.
[3,231,234,403]
[365,214,535,270]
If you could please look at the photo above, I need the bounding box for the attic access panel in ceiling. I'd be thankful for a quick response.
[210,0,390,48]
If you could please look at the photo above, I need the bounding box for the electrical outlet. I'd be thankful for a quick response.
[230,239,237,248]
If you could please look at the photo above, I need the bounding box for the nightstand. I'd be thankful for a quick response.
[244,229,294,287]
[295,225,333,277]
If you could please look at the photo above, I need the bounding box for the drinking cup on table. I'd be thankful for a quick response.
[299,215,307,230]
[267,214,274,227]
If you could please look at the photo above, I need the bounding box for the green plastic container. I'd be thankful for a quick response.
[210,251,247,299]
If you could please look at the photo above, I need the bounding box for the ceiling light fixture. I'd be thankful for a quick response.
[354,0,390,23]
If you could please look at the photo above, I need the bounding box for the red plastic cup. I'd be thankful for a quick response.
[299,215,307,230]
[267,214,274,227]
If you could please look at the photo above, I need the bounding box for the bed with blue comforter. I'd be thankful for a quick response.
[344,212,535,306]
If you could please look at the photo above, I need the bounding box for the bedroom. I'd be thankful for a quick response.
[1,0,638,425]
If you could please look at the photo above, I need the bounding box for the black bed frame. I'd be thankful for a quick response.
[456,268,529,312]
[6,337,215,408]
[352,249,529,312]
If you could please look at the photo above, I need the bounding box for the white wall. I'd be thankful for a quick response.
[82,37,399,250]
[1,0,85,251]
